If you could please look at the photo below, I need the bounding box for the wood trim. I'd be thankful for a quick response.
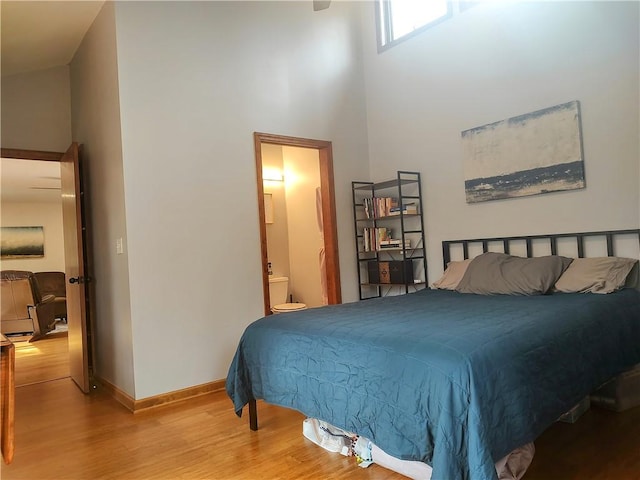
[95,376,227,413]
[318,145,341,304]
[133,379,227,412]
[253,132,342,314]
[2,145,93,396]
[1,148,63,161]
[95,376,136,412]
[1,336,15,464]
[254,132,332,150]
[254,134,271,316]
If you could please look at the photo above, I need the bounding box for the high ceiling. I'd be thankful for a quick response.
[1,1,102,203]
[1,158,61,203]
[1,1,105,77]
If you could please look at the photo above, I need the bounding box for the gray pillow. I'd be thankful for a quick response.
[456,252,573,296]
[554,257,639,294]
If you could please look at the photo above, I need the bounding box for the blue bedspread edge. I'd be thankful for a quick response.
[226,289,640,480]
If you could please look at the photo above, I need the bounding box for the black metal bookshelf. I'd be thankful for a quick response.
[351,171,428,300]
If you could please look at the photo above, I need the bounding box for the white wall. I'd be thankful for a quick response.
[283,146,324,307]
[1,66,72,152]
[70,2,135,396]
[113,1,369,398]
[360,1,640,282]
[0,201,65,272]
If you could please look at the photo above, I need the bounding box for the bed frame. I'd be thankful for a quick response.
[442,229,640,268]
[246,228,640,431]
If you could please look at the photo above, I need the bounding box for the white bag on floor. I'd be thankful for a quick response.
[371,444,432,479]
[302,418,354,456]
[303,418,534,480]
[353,436,374,468]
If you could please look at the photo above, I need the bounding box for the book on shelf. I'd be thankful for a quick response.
[363,228,414,252]
[379,239,411,249]
[388,203,418,216]
[363,197,399,218]
[363,227,391,251]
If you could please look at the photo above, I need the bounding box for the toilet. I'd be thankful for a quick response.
[268,276,307,314]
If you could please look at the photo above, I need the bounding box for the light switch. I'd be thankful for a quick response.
[116,237,124,255]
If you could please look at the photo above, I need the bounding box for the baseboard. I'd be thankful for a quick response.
[95,376,136,412]
[95,375,226,413]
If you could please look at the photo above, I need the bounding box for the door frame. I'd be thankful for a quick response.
[1,147,93,391]
[254,132,342,315]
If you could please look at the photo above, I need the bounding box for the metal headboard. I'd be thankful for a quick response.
[442,229,640,269]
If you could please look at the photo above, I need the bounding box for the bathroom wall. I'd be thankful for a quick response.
[283,146,324,308]
[262,144,291,280]
[262,143,324,307]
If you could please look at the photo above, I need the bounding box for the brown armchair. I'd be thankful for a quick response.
[0,270,57,341]
[33,271,67,322]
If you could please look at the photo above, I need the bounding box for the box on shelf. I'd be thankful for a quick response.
[368,260,414,284]
[367,261,380,283]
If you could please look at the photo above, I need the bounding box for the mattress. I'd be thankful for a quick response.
[226,288,640,480]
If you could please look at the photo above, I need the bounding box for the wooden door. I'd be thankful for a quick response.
[60,143,90,393]
[254,133,341,315]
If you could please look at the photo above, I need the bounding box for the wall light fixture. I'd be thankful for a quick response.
[262,168,284,182]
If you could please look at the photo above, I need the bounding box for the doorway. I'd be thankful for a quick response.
[254,133,341,315]
[1,147,92,392]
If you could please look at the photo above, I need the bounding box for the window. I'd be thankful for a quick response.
[377,0,452,50]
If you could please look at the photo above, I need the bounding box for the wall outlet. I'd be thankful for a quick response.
[116,237,124,255]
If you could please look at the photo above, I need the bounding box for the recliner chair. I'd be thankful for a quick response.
[33,271,67,322]
[0,270,57,341]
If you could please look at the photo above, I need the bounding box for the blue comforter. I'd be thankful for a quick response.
[226,289,640,480]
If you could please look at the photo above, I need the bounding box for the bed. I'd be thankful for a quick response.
[226,229,640,480]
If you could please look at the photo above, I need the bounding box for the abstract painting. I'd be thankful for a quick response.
[462,101,585,203]
[1,226,45,258]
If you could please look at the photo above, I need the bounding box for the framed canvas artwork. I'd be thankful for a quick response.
[1,226,45,258]
[461,101,585,203]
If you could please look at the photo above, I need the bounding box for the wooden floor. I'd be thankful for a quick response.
[12,331,69,386]
[1,374,639,479]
